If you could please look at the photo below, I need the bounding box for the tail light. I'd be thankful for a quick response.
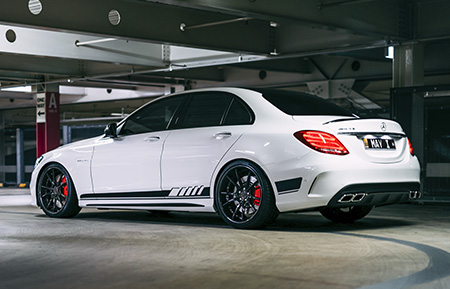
[294,130,349,155]
[407,137,414,155]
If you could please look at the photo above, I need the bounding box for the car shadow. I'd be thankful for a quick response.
[267,212,413,233]
[69,208,415,233]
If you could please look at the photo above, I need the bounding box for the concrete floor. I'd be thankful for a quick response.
[1,189,450,289]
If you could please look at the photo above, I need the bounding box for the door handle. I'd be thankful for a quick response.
[144,136,160,142]
[213,132,232,139]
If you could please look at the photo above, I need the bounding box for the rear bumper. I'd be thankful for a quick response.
[269,151,421,212]
[326,182,421,207]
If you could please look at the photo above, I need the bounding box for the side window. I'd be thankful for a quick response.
[119,96,182,135]
[180,93,233,129]
[223,98,254,125]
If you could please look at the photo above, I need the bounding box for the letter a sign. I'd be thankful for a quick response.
[36,91,60,156]
[49,93,57,109]
[36,92,60,123]
[47,93,59,113]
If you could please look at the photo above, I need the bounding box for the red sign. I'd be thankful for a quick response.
[36,91,60,157]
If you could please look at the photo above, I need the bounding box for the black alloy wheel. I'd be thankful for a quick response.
[37,163,81,218]
[215,160,279,229]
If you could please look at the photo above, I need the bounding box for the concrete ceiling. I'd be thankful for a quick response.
[1,0,450,124]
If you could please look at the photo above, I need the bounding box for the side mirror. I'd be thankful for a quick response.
[104,123,118,138]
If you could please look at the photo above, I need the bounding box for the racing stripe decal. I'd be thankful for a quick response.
[86,203,205,207]
[80,191,171,199]
[80,186,210,200]
[168,186,209,197]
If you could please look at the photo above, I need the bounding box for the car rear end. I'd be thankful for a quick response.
[251,89,421,213]
[295,117,421,210]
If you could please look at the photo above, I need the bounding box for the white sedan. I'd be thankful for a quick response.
[30,87,421,229]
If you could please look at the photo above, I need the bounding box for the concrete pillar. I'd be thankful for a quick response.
[16,128,24,184]
[0,112,4,182]
[36,84,60,158]
[391,43,425,192]
[393,43,425,87]
[62,125,71,145]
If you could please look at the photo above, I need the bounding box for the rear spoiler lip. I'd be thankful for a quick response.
[337,132,406,138]
[321,116,359,125]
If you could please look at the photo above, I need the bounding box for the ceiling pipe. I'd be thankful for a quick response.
[180,17,252,31]
[75,38,118,47]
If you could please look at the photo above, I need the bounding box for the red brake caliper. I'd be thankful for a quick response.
[254,185,261,206]
[61,176,68,196]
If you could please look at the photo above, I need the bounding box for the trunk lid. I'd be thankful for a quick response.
[293,116,410,163]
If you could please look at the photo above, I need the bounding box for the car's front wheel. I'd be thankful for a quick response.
[319,206,373,223]
[37,163,81,218]
[215,161,279,229]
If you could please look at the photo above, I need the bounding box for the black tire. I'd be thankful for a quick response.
[215,160,279,229]
[37,163,81,218]
[319,206,373,223]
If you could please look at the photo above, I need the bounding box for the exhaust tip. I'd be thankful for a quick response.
[338,194,354,203]
[409,191,421,200]
[353,193,367,202]
[338,193,367,203]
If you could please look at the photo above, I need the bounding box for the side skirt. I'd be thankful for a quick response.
[78,187,215,212]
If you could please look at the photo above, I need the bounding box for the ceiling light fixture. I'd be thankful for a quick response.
[28,0,43,15]
[108,9,121,26]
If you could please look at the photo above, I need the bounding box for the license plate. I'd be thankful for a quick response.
[363,137,396,150]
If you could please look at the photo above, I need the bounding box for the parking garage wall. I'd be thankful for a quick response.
[0,124,105,186]
[391,85,450,200]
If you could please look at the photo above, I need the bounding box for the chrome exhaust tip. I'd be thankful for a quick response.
[353,193,367,202]
[338,193,367,203]
[338,194,354,203]
[409,191,421,199]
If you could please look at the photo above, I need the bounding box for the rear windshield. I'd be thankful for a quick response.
[258,89,354,117]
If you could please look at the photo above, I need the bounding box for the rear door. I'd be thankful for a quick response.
[161,92,254,195]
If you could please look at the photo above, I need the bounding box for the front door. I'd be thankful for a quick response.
[90,95,184,195]
[91,131,170,194]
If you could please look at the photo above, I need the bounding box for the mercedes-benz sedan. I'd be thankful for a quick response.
[31,87,421,229]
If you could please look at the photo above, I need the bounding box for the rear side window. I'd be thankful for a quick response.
[179,92,254,128]
[259,89,353,116]
[179,92,254,129]
[180,92,231,128]
[223,98,254,125]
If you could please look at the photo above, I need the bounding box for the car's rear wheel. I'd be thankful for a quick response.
[37,163,81,218]
[215,161,279,229]
[319,206,373,223]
